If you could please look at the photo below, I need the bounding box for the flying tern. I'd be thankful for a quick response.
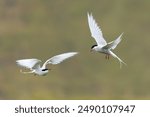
[87,13,126,68]
[16,52,78,76]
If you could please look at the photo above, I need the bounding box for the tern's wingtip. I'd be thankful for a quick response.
[121,32,124,36]
[87,12,90,17]
[74,52,79,55]
[87,12,92,16]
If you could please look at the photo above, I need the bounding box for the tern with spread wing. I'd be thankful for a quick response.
[16,52,78,76]
[87,13,126,68]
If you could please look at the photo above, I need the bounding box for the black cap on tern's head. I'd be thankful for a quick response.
[42,68,49,71]
[91,44,97,49]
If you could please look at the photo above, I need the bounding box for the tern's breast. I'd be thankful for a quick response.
[96,47,110,55]
[34,69,49,76]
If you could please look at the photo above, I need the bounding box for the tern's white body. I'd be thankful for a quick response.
[16,52,78,76]
[31,68,49,76]
[87,13,126,68]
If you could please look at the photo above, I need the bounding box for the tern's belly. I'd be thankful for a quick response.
[98,49,110,55]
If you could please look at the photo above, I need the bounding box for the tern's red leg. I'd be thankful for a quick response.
[108,54,109,59]
[106,54,108,59]
[105,54,110,60]
[105,55,107,59]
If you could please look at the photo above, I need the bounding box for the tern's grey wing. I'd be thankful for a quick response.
[104,33,123,50]
[87,13,107,47]
[42,52,78,69]
[16,59,41,70]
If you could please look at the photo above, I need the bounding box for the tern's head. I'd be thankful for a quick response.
[91,44,97,51]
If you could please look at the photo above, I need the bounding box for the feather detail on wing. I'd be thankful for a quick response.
[105,33,123,50]
[42,52,78,69]
[16,59,41,70]
[87,13,107,47]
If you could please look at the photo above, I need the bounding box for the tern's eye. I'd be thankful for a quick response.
[42,69,48,71]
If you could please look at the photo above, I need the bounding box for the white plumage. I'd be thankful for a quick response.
[16,59,41,70]
[87,13,126,68]
[16,52,78,76]
[88,13,107,47]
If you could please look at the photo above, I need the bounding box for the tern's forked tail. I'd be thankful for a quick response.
[109,51,126,68]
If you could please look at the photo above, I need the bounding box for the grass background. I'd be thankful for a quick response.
[0,0,150,99]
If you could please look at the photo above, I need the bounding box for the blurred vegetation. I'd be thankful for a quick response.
[0,0,150,99]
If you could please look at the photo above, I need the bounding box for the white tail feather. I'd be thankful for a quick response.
[109,51,126,68]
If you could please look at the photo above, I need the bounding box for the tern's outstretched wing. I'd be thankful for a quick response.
[42,52,78,69]
[87,13,107,47]
[16,59,41,70]
[104,33,123,50]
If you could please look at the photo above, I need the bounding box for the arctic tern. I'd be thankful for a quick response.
[16,52,78,76]
[87,13,126,68]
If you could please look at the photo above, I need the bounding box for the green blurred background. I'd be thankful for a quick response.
[0,0,150,99]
